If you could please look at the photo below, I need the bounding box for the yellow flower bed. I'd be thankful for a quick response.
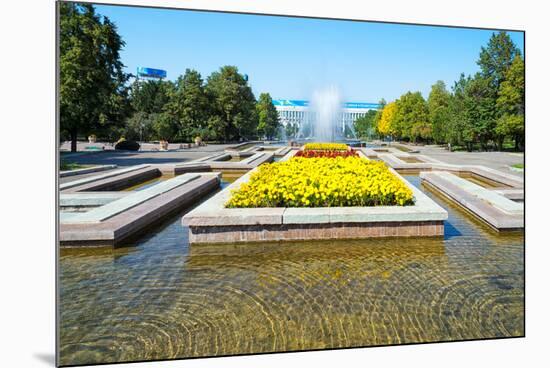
[226,157,415,208]
[303,142,348,151]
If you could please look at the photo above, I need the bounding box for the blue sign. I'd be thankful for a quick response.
[137,67,167,79]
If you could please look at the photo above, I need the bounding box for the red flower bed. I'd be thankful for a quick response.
[295,149,358,158]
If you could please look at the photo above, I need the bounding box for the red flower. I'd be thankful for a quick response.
[295,149,358,158]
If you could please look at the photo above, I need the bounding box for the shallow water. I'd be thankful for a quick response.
[58,176,524,366]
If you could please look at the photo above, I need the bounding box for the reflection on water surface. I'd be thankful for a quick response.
[59,176,524,366]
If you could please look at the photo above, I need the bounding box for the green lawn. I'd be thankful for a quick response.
[60,161,90,171]
[511,163,524,169]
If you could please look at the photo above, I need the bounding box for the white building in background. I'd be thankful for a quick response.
[272,99,381,135]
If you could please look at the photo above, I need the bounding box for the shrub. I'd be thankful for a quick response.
[115,139,140,151]
[226,157,414,208]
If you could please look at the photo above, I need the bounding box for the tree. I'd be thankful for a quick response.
[478,31,521,89]
[285,122,299,139]
[127,79,173,142]
[476,31,522,150]
[256,93,280,140]
[463,73,497,150]
[205,66,258,141]
[496,55,525,150]
[446,74,470,148]
[130,79,173,114]
[165,69,210,141]
[153,112,178,141]
[393,92,429,142]
[59,3,130,151]
[377,102,398,137]
[353,110,377,139]
[373,98,386,137]
[427,81,451,144]
[123,111,156,142]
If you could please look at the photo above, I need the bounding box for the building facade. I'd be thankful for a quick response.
[272,100,380,136]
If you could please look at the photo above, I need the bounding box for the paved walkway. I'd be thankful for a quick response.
[394,143,524,177]
[59,141,525,182]
[60,142,233,168]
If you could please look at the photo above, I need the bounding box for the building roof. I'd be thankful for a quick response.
[272,99,380,109]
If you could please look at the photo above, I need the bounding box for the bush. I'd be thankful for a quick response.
[115,139,140,151]
[226,157,414,208]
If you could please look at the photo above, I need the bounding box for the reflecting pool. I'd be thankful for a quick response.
[58,176,524,366]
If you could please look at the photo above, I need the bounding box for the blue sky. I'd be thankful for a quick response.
[95,4,524,103]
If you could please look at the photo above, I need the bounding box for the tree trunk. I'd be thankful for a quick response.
[71,129,78,153]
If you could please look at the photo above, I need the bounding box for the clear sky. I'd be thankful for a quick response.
[94,4,524,103]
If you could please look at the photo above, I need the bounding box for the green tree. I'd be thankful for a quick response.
[153,112,178,141]
[165,69,210,141]
[393,92,430,142]
[373,98,386,137]
[476,31,521,150]
[205,66,258,141]
[130,79,173,114]
[256,93,280,140]
[123,111,157,142]
[446,74,470,148]
[427,81,451,144]
[478,31,521,89]
[463,73,497,150]
[353,110,377,139]
[496,55,525,150]
[59,3,130,151]
[126,79,173,141]
[285,122,299,139]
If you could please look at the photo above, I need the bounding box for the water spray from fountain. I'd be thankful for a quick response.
[298,85,357,142]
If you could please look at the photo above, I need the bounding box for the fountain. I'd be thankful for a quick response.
[297,85,358,143]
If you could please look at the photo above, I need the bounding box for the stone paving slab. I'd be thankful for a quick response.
[60,192,130,207]
[60,164,150,190]
[372,152,523,189]
[63,173,200,223]
[158,163,211,175]
[60,164,117,177]
[420,171,523,230]
[61,166,160,193]
[428,171,522,215]
[494,188,524,201]
[60,173,220,246]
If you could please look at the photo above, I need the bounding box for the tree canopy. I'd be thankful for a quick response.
[256,93,279,140]
[205,66,258,141]
[60,5,524,151]
[377,102,398,136]
[372,31,523,150]
[59,2,130,151]
[353,110,378,139]
[427,81,451,143]
[165,69,210,140]
[495,55,525,149]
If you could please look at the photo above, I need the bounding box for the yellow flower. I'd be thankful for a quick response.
[225,156,414,208]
